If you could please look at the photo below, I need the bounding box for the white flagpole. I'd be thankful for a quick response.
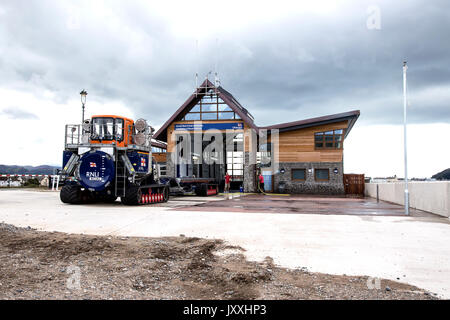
[403,61,409,215]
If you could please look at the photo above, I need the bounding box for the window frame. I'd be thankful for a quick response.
[314,169,330,181]
[181,93,240,121]
[314,129,345,150]
[114,118,124,142]
[291,169,306,181]
[226,134,244,180]
[91,117,123,141]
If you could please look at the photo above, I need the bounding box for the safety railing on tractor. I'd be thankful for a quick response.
[64,122,154,151]
[65,124,82,148]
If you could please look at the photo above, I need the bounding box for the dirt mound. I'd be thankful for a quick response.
[0,225,439,300]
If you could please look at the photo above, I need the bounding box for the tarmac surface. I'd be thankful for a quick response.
[178,193,435,216]
[1,189,449,298]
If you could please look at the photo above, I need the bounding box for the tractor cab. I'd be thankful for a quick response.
[64,115,153,150]
[89,115,134,147]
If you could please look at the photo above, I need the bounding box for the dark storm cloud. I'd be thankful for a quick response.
[215,0,450,126]
[0,0,449,129]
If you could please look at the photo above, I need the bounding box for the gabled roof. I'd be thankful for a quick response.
[259,110,360,138]
[153,79,360,141]
[154,79,257,141]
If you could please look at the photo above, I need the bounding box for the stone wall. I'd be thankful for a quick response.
[165,152,175,177]
[273,162,344,195]
[244,152,257,193]
[167,152,344,195]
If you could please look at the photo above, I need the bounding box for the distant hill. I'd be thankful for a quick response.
[0,165,60,175]
[432,168,450,180]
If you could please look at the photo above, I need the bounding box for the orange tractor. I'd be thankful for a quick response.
[61,115,169,205]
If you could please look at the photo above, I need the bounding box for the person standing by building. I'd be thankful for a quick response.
[225,172,231,193]
[258,173,264,193]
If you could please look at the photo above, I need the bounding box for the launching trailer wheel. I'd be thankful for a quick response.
[195,183,206,196]
[60,185,83,204]
[121,184,141,206]
[102,194,118,203]
[163,186,169,202]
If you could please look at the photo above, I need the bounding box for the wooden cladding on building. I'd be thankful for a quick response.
[152,153,167,163]
[273,121,348,163]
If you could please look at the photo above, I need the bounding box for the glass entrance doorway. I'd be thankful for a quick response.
[174,131,244,184]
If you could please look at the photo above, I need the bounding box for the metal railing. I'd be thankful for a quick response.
[65,124,82,147]
[64,122,153,151]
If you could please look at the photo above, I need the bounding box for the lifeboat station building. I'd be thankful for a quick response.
[153,79,359,194]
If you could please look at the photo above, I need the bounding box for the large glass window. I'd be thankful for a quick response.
[226,133,244,180]
[185,113,201,120]
[315,129,344,149]
[191,105,201,112]
[182,91,241,121]
[218,112,235,120]
[218,105,233,111]
[257,143,272,167]
[201,112,218,120]
[202,104,217,112]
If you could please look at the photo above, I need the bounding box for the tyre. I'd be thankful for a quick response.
[60,184,82,204]
[121,184,141,205]
[102,194,118,203]
[162,186,170,202]
[195,183,207,196]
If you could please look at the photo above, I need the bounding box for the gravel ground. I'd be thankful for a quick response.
[0,222,438,300]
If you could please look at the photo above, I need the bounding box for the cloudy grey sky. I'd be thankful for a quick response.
[0,0,449,177]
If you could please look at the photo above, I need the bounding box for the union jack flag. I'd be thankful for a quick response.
[90,162,97,168]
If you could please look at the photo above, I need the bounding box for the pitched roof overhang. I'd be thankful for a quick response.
[153,79,360,141]
[153,79,257,142]
[151,140,167,149]
[259,110,360,138]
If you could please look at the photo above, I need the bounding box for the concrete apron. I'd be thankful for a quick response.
[1,189,450,298]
